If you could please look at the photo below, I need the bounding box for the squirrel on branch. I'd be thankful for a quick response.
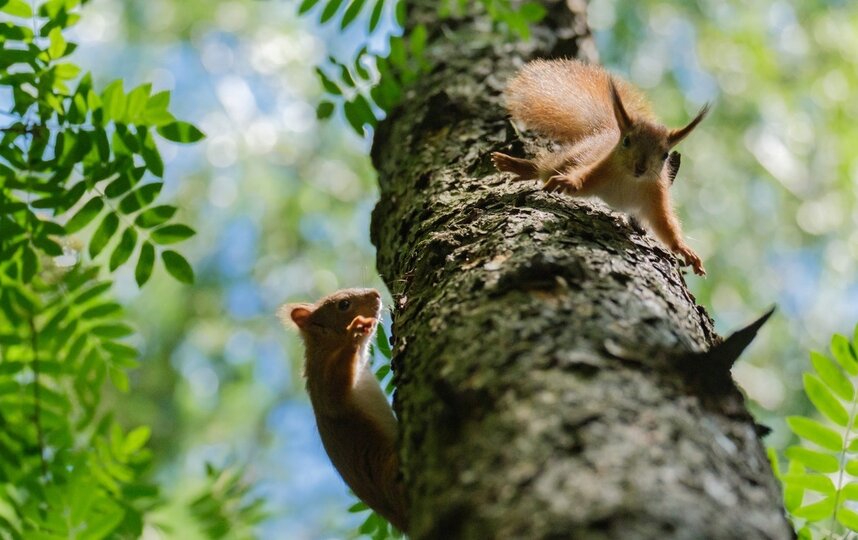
[492,58,709,276]
[279,288,408,533]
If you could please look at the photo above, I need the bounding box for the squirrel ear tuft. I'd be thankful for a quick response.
[608,78,632,132]
[278,303,314,329]
[668,103,710,148]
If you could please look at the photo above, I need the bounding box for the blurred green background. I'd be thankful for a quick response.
[68,0,857,537]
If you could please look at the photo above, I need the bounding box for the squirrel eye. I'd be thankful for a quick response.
[622,136,630,148]
[337,299,351,311]
[662,152,669,161]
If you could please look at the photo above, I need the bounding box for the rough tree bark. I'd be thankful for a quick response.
[370,1,792,538]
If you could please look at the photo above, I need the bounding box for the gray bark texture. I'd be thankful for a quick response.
[369,1,793,538]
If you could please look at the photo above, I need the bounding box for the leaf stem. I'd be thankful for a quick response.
[28,315,47,478]
[832,388,858,536]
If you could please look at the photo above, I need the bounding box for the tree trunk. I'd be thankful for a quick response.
[370,1,792,538]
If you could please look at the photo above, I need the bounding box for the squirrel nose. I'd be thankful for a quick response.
[634,162,646,176]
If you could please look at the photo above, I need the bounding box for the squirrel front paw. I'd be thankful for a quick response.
[347,316,376,339]
[675,245,706,276]
[543,174,583,195]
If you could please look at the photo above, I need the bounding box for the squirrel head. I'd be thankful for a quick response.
[609,78,709,180]
[279,288,382,348]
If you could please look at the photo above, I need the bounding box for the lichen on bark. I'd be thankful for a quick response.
[370,1,792,538]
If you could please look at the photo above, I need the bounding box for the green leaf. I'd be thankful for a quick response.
[125,83,151,122]
[65,197,104,233]
[783,460,806,513]
[803,373,849,426]
[103,342,138,366]
[74,281,111,304]
[841,482,858,501]
[787,416,842,451]
[156,121,204,143]
[135,242,155,287]
[109,366,129,393]
[832,334,858,376]
[320,0,345,23]
[341,0,366,28]
[791,495,835,521]
[122,426,150,454]
[838,505,858,531]
[143,90,174,126]
[81,302,122,319]
[846,459,858,476]
[375,322,391,359]
[359,512,380,534]
[89,213,119,258]
[854,322,858,353]
[33,236,63,257]
[135,205,177,228]
[151,224,195,245]
[370,67,402,111]
[388,36,407,70]
[81,506,125,539]
[102,80,126,122]
[348,501,369,513]
[767,447,781,479]
[354,47,370,80]
[784,446,839,474]
[118,183,162,214]
[104,175,133,199]
[368,0,384,32]
[0,22,31,41]
[20,246,36,283]
[783,474,836,495]
[48,27,66,59]
[161,250,194,284]
[394,0,405,26]
[519,2,547,22]
[139,129,164,177]
[315,68,342,95]
[317,101,335,120]
[410,24,427,59]
[338,61,355,88]
[298,0,321,14]
[90,323,134,338]
[54,62,81,80]
[109,227,137,271]
[343,95,376,134]
[811,351,854,401]
[375,364,390,384]
[1,0,32,18]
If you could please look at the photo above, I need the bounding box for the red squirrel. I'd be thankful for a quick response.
[279,288,408,532]
[491,58,709,275]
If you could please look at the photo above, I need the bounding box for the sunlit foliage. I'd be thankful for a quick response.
[0,0,210,536]
[771,324,858,538]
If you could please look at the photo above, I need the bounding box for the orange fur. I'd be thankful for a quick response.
[283,289,408,532]
[493,58,709,275]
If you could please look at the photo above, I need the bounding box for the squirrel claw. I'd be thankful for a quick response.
[490,152,512,171]
[676,246,706,276]
[543,174,582,194]
[347,315,376,338]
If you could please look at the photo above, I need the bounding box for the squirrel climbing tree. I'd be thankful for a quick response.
[370,1,791,538]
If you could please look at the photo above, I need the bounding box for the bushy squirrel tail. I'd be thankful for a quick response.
[504,58,654,143]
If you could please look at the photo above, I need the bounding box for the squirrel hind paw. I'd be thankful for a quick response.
[491,152,537,180]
